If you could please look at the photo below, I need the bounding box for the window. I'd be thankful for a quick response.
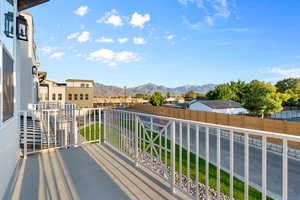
[74,94,78,100]
[52,93,56,101]
[80,94,84,100]
[58,94,62,101]
[86,84,89,88]
[68,94,72,101]
[6,0,14,5]
[3,48,14,122]
[85,94,89,100]
[4,12,14,38]
[80,83,85,88]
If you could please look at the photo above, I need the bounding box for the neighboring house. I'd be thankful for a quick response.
[65,79,94,108]
[93,96,148,106]
[0,0,48,198]
[39,79,94,108]
[188,100,248,115]
[39,80,66,104]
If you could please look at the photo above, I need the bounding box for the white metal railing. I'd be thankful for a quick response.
[20,107,300,200]
[28,102,76,111]
[20,107,102,157]
[103,108,300,200]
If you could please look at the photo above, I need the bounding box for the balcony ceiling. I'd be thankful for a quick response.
[18,0,49,11]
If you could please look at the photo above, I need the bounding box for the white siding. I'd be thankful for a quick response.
[189,102,248,115]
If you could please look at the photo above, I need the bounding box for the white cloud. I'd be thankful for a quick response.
[166,34,176,40]
[67,32,80,40]
[40,46,54,54]
[117,38,128,44]
[180,0,232,27]
[268,66,300,78]
[130,12,151,28]
[133,37,146,45]
[50,52,65,59]
[88,48,140,66]
[95,37,114,43]
[77,31,90,43]
[74,6,88,16]
[204,16,214,26]
[97,9,123,26]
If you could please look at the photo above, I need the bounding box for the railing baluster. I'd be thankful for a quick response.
[171,121,176,194]
[135,115,139,166]
[205,126,210,198]
[164,126,167,166]
[103,110,107,143]
[98,108,101,143]
[24,112,28,159]
[244,133,249,200]
[47,111,50,148]
[54,110,57,148]
[187,123,190,193]
[196,125,199,199]
[84,109,86,142]
[33,111,36,153]
[179,122,183,187]
[230,130,234,199]
[262,135,267,200]
[150,117,153,157]
[217,128,221,199]
[282,138,288,200]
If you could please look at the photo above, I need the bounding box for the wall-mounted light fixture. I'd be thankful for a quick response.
[17,15,28,41]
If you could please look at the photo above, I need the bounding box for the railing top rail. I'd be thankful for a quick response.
[106,108,300,142]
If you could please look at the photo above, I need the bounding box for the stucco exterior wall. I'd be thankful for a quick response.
[66,87,93,107]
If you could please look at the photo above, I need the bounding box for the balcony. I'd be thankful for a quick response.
[5,104,300,199]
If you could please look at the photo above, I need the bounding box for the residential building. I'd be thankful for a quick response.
[39,79,66,104]
[187,99,248,114]
[0,0,48,198]
[65,79,94,107]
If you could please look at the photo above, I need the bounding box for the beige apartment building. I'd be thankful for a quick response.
[39,80,66,104]
[65,79,94,108]
[39,79,94,108]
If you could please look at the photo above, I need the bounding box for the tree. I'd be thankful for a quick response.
[242,80,289,117]
[275,78,300,106]
[184,90,205,99]
[150,91,165,106]
[206,83,237,101]
[228,80,247,103]
[275,78,300,93]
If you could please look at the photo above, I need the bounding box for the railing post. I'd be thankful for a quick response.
[99,108,102,144]
[23,112,28,159]
[171,120,176,194]
[73,109,78,147]
[103,110,107,143]
[135,114,139,167]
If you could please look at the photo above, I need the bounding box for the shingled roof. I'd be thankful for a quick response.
[191,100,244,109]
[18,0,49,11]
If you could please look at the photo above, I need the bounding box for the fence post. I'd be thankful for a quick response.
[104,110,107,143]
[171,120,176,194]
[23,112,28,159]
[135,114,139,167]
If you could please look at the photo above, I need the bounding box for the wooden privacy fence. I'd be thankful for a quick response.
[132,104,300,148]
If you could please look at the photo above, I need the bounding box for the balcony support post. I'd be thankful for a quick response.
[103,110,107,143]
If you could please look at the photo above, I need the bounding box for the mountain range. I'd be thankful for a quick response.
[94,83,217,97]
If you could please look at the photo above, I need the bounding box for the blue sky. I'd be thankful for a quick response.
[28,0,300,87]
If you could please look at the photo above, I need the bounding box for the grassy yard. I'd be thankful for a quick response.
[80,120,272,200]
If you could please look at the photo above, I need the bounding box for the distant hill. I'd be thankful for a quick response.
[94,82,217,97]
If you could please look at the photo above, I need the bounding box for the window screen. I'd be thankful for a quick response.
[3,48,14,122]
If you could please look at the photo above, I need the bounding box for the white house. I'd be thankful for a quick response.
[0,0,48,198]
[188,99,248,115]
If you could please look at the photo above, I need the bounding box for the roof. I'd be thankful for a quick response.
[66,79,94,83]
[18,0,49,11]
[190,100,244,109]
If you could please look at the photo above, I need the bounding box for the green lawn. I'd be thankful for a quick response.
[80,119,272,200]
